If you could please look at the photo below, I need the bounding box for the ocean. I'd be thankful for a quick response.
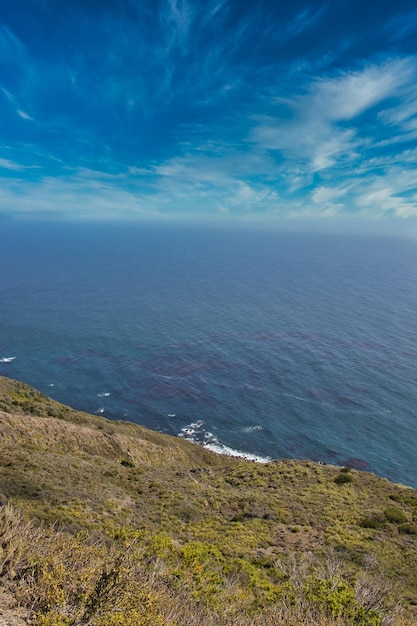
[1,221,417,487]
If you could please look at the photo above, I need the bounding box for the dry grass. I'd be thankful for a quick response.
[0,507,405,626]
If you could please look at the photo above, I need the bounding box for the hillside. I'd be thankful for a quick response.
[0,375,416,625]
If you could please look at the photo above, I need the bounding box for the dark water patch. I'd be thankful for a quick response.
[306,389,363,407]
[344,458,371,470]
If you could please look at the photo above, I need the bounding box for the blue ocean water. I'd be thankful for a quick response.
[1,222,417,487]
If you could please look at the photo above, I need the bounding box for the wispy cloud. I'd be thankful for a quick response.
[304,60,412,122]
[279,5,326,42]
[252,58,417,173]
[0,167,161,221]
[17,109,33,120]
[382,7,417,42]
[0,158,26,171]
[166,0,194,37]
[0,157,39,171]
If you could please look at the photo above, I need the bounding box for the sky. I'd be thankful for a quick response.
[1,0,417,229]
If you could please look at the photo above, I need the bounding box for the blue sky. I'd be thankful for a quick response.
[1,0,417,229]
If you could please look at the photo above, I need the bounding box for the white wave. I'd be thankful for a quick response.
[243,424,264,432]
[178,420,205,442]
[178,419,271,463]
[203,441,271,463]
[0,356,16,363]
[182,427,192,434]
[96,408,105,414]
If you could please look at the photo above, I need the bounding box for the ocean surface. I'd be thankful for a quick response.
[1,222,417,487]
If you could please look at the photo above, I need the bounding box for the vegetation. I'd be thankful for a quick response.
[0,375,417,625]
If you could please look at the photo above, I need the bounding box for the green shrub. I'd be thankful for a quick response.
[389,493,401,502]
[304,576,381,625]
[334,472,353,485]
[360,514,385,530]
[120,459,135,468]
[384,507,408,524]
[398,523,417,535]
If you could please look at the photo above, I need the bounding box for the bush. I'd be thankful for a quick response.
[120,459,135,468]
[303,575,381,625]
[360,515,385,530]
[384,507,408,524]
[398,523,417,535]
[334,472,353,485]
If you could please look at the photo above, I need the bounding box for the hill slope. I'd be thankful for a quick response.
[0,376,416,625]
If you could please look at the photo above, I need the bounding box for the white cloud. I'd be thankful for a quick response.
[167,0,193,35]
[248,55,417,223]
[252,58,417,175]
[17,109,33,120]
[0,158,39,171]
[1,88,34,121]
[304,59,413,122]
[0,169,160,220]
[1,155,416,224]
[0,158,25,171]
[378,96,417,139]
[252,115,358,175]
[312,186,346,205]
[279,6,326,42]
[358,182,417,218]
[383,8,417,42]
[0,24,27,62]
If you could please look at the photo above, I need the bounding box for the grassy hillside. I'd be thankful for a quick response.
[0,375,416,625]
